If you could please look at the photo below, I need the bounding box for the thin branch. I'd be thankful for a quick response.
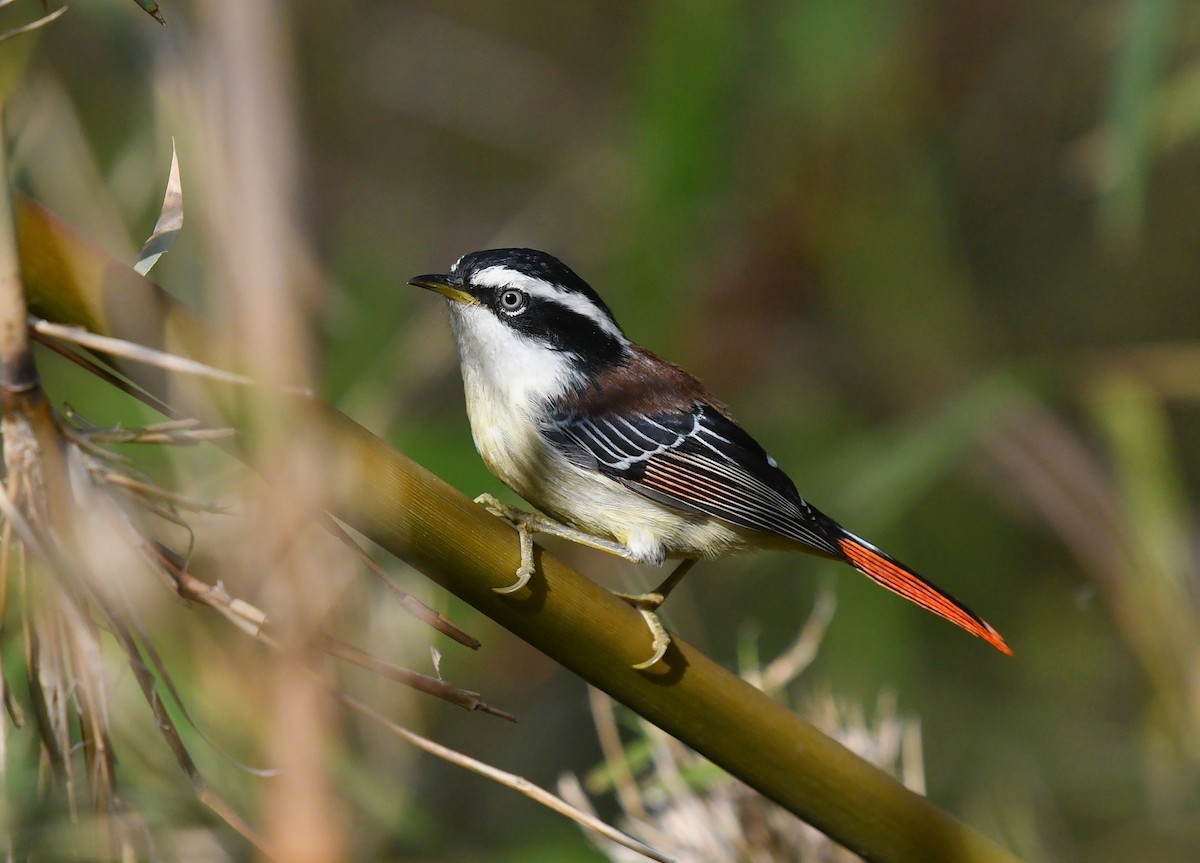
[64,412,234,445]
[98,472,228,513]
[144,541,656,854]
[321,635,514,722]
[145,542,269,638]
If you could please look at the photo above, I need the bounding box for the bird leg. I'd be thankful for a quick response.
[612,559,697,669]
[473,494,696,669]
[473,494,643,593]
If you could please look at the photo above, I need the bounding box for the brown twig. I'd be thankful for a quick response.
[320,516,480,649]
[146,542,501,719]
[321,635,514,721]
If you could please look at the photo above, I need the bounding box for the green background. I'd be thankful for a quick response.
[5,0,1200,860]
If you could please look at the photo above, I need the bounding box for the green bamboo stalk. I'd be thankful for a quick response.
[15,198,1023,863]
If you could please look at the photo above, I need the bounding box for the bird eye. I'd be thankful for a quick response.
[498,289,528,314]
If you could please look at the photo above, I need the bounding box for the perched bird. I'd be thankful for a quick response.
[410,249,1011,667]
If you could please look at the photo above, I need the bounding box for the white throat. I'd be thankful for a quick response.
[447,303,579,414]
[445,301,581,497]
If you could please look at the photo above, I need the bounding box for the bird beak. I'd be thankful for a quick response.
[407,273,479,306]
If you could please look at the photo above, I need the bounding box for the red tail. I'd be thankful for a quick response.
[837,534,1012,655]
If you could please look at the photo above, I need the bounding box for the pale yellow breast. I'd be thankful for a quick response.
[468,407,759,564]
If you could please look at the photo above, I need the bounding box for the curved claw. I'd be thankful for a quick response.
[630,608,671,670]
[492,565,533,595]
[478,495,538,594]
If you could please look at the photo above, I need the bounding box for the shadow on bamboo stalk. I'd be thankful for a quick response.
[15,197,1023,863]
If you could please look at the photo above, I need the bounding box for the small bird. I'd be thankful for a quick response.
[410,249,1011,667]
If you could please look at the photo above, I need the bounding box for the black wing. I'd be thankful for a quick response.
[542,402,1015,654]
[540,403,839,556]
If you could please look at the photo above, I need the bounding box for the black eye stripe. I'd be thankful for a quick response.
[496,299,624,372]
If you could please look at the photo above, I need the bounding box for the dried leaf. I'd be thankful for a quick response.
[134,141,182,275]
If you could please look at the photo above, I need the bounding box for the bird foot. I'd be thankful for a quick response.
[614,590,671,669]
[474,494,536,593]
[474,493,648,595]
[474,493,677,667]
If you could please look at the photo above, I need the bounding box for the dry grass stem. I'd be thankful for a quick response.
[30,330,178,418]
[0,374,479,855]
[64,411,234,445]
[96,471,227,513]
[149,527,660,854]
[147,541,500,723]
[0,454,274,854]
[30,316,315,397]
[333,689,674,863]
[35,326,481,650]
[752,585,837,695]
[0,5,67,43]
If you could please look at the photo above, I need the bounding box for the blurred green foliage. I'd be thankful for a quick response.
[5,0,1200,860]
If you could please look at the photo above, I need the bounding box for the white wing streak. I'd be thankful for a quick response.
[540,403,838,555]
